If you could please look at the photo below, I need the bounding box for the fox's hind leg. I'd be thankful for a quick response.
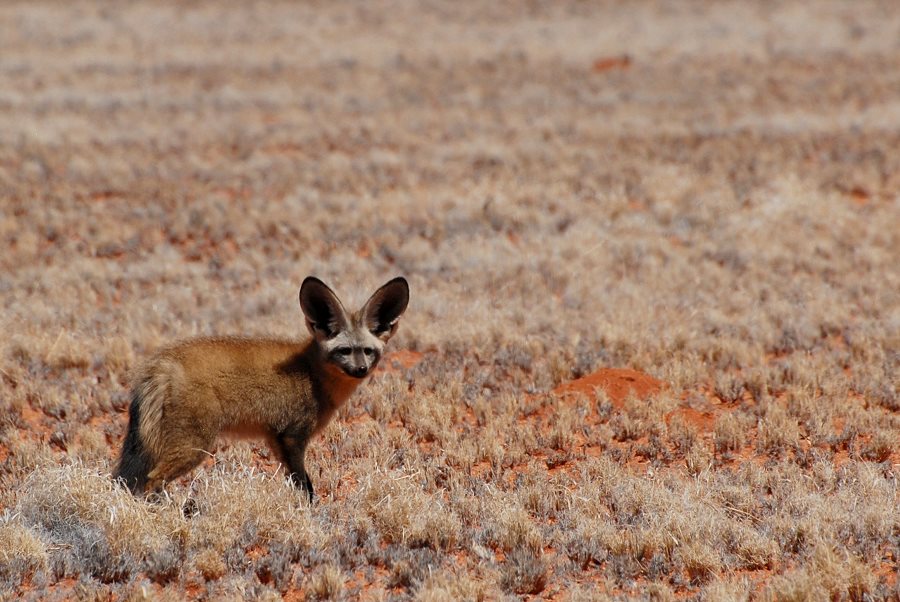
[144,427,215,494]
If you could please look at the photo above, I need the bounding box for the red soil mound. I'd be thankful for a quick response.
[376,350,424,374]
[592,55,632,73]
[552,368,664,407]
[670,405,717,433]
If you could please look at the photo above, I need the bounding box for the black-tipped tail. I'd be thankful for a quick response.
[114,391,152,494]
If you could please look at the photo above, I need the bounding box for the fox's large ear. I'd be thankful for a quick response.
[361,277,409,341]
[300,277,348,338]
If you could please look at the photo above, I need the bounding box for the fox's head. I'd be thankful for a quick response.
[299,276,410,379]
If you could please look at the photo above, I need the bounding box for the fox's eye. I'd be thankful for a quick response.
[336,347,352,356]
[363,348,375,357]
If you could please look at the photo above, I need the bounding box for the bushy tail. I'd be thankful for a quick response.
[114,391,153,494]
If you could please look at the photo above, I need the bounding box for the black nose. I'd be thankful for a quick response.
[351,366,367,378]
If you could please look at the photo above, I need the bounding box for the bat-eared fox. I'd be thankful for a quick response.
[114,276,409,501]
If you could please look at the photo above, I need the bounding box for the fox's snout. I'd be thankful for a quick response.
[333,351,375,378]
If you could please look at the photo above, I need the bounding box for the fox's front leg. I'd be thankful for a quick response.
[276,425,315,502]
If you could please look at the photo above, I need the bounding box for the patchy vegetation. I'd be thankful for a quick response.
[1,0,898,599]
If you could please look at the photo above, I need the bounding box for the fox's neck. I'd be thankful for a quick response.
[304,342,367,424]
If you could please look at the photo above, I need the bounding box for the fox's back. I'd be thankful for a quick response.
[160,336,308,376]
[144,336,316,427]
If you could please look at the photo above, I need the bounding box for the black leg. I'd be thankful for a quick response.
[290,469,314,502]
[277,429,314,503]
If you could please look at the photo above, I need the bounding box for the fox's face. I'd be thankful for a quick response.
[300,277,409,379]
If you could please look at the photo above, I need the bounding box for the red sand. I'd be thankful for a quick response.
[552,368,664,407]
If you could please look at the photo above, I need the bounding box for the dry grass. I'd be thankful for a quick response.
[2,0,899,599]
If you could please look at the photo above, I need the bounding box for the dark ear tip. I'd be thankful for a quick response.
[385,277,409,309]
[299,276,328,298]
[387,276,409,293]
[301,276,327,288]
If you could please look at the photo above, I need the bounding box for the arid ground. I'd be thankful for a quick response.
[1,1,899,600]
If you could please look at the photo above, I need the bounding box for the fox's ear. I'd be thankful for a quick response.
[361,277,409,341]
[300,277,348,338]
